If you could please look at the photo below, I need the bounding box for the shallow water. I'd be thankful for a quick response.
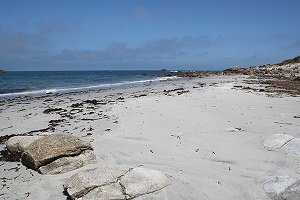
[0,70,175,97]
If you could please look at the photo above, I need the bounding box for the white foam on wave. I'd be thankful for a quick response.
[0,76,179,98]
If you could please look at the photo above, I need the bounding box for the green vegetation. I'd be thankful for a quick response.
[279,55,300,65]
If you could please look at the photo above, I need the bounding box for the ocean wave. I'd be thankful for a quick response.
[0,76,179,98]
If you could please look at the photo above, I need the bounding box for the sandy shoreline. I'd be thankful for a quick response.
[0,75,300,199]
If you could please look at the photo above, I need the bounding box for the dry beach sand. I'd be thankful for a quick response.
[0,75,300,199]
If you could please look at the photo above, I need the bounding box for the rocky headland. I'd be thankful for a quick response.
[223,56,300,96]
[223,55,300,78]
[173,55,300,95]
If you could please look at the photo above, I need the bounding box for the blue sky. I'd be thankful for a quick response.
[0,0,300,71]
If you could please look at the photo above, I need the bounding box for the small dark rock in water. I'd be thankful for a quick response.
[175,71,208,77]
[294,115,300,118]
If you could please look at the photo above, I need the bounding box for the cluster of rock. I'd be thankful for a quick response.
[173,71,220,77]
[163,56,300,80]
[4,133,171,199]
[5,134,96,174]
[262,134,300,199]
[223,56,300,80]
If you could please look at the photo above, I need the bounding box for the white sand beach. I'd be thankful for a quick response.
[0,75,300,199]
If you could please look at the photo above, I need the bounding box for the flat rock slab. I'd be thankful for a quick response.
[262,134,293,150]
[5,134,96,174]
[38,149,97,175]
[64,166,171,200]
[78,183,125,200]
[263,176,300,200]
[282,138,300,155]
[120,167,171,198]
[64,167,130,199]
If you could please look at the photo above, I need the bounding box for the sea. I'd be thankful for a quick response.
[0,70,177,98]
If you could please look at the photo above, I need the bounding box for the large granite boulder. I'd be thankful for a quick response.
[64,166,171,200]
[262,134,293,150]
[21,134,92,170]
[263,176,300,200]
[5,134,96,174]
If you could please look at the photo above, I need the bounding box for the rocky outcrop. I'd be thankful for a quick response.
[279,56,300,66]
[223,67,251,75]
[63,166,171,200]
[174,71,222,77]
[223,56,300,79]
[5,134,96,174]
